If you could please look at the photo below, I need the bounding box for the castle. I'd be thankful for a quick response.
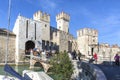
[0,10,120,64]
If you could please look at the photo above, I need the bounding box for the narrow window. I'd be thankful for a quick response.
[45,24,47,27]
[26,20,28,38]
[35,23,36,40]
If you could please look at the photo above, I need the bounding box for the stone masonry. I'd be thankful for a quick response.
[0,10,120,64]
[0,29,16,63]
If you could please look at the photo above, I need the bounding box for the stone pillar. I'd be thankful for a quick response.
[29,50,34,69]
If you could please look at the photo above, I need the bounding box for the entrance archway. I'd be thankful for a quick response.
[25,40,35,55]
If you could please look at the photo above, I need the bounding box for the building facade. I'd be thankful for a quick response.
[77,28,98,57]
[0,10,120,64]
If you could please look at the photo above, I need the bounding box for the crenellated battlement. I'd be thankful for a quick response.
[33,11,50,22]
[77,28,98,37]
[56,12,70,21]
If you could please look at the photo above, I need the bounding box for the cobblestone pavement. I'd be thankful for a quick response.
[95,64,120,80]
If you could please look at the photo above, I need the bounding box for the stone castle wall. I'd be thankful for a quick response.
[77,28,98,56]
[1,10,119,64]
[13,16,42,63]
[56,12,70,33]
[0,32,15,63]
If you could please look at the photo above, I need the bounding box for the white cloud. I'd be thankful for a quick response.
[26,0,56,8]
[77,8,120,45]
[38,0,57,10]
[80,9,120,34]
[45,0,56,8]
[99,31,120,45]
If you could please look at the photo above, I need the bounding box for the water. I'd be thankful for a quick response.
[0,65,43,76]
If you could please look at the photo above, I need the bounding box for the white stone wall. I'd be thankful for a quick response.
[33,11,50,41]
[56,19,69,33]
[93,44,120,63]
[77,28,98,57]
[13,16,42,63]
[51,29,74,52]
[11,11,120,64]
[52,31,59,44]
[56,12,70,33]
[77,36,88,55]
[40,21,50,41]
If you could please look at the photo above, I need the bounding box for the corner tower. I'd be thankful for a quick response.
[33,11,50,22]
[56,12,70,33]
[33,11,50,41]
[77,28,98,57]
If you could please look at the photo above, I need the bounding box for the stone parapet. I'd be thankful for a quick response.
[80,62,107,80]
[33,11,50,22]
[56,12,70,21]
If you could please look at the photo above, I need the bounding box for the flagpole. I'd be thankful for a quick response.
[5,0,11,76]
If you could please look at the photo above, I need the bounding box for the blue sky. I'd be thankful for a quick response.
[0,0,120,46]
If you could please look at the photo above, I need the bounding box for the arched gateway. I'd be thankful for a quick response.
[25,40,35,55]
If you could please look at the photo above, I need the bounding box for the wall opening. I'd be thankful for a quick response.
[68,41,72,52]
[25,40,35,55]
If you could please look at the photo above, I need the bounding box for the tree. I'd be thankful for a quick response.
[49,52,73,80]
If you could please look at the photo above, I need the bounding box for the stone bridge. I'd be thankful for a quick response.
[29,57,51,73]
[26,51,52,73]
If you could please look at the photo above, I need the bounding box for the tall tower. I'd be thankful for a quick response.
[33,11,50,41]
[56,12,70,33]
[77,28,98,57]
[33,11,50,22]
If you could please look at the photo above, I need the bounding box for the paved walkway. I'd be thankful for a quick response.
[68,53,120,80]
[95,64,120,80]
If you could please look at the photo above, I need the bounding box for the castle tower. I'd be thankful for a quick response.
[33,11,50,22]
[56,12,70,33]
[77,28,98,57]
[33,11,50,41]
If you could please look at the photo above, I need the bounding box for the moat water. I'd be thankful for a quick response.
[0,65,44,76]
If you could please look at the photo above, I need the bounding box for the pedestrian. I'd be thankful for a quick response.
[93,53,98,64]
[114,53,119,66]
[72,50,77,60]
[77,50,82,61]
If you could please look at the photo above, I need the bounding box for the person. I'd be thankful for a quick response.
[72,50,77,60]
[114,53,119,66]
[93,53,98,64]
[41,50,47,60]
[89,56,95,63]
[77,50,82,61]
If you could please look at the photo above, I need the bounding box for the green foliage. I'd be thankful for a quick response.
[49,52,73,80]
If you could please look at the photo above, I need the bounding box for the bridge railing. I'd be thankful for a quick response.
[24,50,52,62]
